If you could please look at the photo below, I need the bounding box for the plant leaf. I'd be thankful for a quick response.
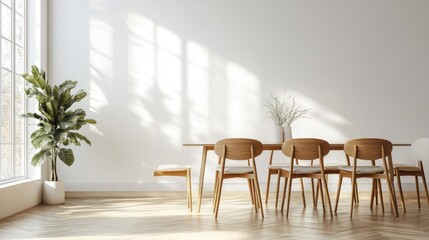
[84,119,97,124]
[22,73,40,88]
[31,65,47,89]
[58,148,74,166]
[32,149,49,166]
[59,80,77,93]
[73,132,91,146]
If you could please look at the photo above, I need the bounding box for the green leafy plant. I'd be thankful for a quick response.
[22,65,96,181]
[264,90,310,126]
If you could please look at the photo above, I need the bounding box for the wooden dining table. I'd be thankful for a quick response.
[183,143,411,213]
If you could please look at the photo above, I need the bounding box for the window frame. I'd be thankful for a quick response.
[0,0,27,184]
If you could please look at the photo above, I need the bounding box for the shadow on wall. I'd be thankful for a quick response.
[84,0,353,188]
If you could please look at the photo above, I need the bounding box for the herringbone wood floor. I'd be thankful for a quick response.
[1,191,429,240]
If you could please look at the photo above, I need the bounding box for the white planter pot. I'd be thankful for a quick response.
[283,125,293,141]
[44,181,65,204]
[274,126,284,143]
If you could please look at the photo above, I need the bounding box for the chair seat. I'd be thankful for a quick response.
[216,165,254,174]
[155,164,192,171]
[394,164,420,172]
[339,166,384,174]
[324,165,345,173]
[281,166,321,174]
[267,163,290,170]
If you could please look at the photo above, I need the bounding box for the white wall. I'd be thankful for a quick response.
[48,0,429,192]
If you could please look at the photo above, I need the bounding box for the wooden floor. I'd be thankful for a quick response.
[1,191,429,239]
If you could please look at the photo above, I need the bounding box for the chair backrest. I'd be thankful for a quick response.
[282,138,330,160]
[412,138,429,162]
[214,138,263,160]
[344,138,392,160]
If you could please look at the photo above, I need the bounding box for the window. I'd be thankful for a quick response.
[0,0,26,183]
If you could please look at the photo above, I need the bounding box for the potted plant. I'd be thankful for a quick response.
[22,66,96,204]
[264,90,309,143]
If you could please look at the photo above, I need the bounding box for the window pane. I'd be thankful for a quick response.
[1,0,11,7]
[15,46,24,74]
[1,144,12,180]
[14,144,24,177]
[1,70,12,143]
[2,39,12,70]
[16,0,24,15]
[15,74,24,143]
[15,14,24,46]
[1,4,12,40]
[1,0,27,183]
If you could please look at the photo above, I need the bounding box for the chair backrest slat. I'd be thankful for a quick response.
[214,138,263,160]
[282,138,330,160]
[344,138,392,160]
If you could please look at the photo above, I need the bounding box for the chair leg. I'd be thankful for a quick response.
[254,176,265,218]
[300,178,306,208]
[252,179,258,213]
[384,170,399,217]
[378,179,384,212]
[281,175,288,212]
[321,175,333,218]
[248,179,255,205]
[416,176,421,208]
[285,176,293,218]
[354,183,360,204]
[311,179,316,207]
[265,171,272,204]
[350,175,357,218]
[370,179,376,209]
[420,170,429,207]
[334,176,343,214]
[214,177,224,218]
[396,171,406,212]
[319,179,326,213]
[213,175,220,213]
[315,180,320,208]
[187,170,192,212]
[374,179,379,206]
[213,171,219,209]
[275,171,281,208]
[255,180,260,213]
[325,175,330,206]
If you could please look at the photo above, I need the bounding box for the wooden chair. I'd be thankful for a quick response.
[279,138,333,218]
[265,150,283,206]
[153,164,192,212]
[394,138,429,212]
[315,157,360,207]
[334,138,399,218]
[213,138,264,218]
[265,154,309,208]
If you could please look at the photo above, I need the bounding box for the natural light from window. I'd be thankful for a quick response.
[0,0,26,183]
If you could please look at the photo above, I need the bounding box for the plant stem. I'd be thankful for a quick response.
[50,147,58,181]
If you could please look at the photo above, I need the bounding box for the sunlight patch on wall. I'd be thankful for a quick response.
[284,89,349,141]
[187,41,210,141]
[127,14,183,145]
[88,70,108,112]
[157,26,182,56]
[127,13,156,128]
[226,62,261,137]
[89,13,113,112]
[125,13,262,144]
[156,26,182,145]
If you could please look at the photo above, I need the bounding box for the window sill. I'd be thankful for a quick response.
[0,178,40,190]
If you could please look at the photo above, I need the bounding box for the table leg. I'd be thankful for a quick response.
[197,146,208,213]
